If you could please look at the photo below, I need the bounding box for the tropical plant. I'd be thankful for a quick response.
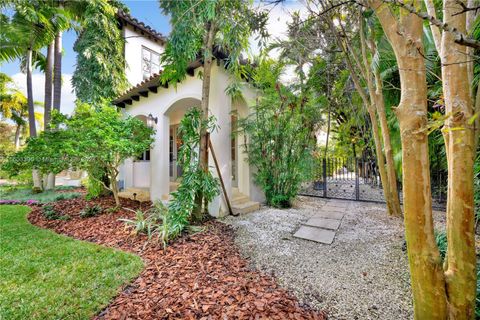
[120,201,167,238]
[79,204,103,218]
[238,60,321,207]
[159,0,267,216]
[2,104,154,206]
[72,0,129,104]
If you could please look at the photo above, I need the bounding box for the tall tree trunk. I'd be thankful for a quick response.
[441,2,476,318]
[330,14,401,216]
[14,124,21,150]
[194,21,215,218]
[26,48,43,191]
[44,41,54,127]
[324,100,331,159]
[366,106,392,213]
[373,69,402,216]
[44,41,55,190]
[371,0,448,318]
[26,49,36,138]
[53,32,62,111]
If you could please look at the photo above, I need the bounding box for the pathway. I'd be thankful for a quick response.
[293,199,350,244]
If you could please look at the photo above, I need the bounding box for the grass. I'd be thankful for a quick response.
[0,185,81,203]
[0,205,144,320]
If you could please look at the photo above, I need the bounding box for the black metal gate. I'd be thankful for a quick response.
[300,157,447,209]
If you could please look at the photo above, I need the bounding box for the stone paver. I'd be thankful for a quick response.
[293,225,336,244]
[304,217,341,230]
[321,205,347,212]
[313,210,345,220]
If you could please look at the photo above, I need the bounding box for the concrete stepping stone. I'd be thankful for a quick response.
[321,205,347,212]
[314,210,345,220]
[293,225,336,244]
[304,217,341,230]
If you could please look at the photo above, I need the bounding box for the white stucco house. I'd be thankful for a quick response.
[113,11,263,217]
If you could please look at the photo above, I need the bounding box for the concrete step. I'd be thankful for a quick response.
[232,194,250,205]
[232,200,260,215]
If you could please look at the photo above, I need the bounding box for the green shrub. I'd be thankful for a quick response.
[79,204,103,218]
[119,201,167,238]
[42,205,61,220]
[434,230,447,260]
[119,109,219,246]
[84,175,105,200]
[238,61,320,208]
[53,192,81,201]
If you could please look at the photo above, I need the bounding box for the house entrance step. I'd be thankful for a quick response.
[232,200,260,215]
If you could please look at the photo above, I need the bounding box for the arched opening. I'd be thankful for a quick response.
[165,97,201,184]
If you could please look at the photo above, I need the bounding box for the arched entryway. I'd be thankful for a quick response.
[164,97,201,187]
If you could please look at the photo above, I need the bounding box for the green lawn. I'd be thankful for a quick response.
[0,205,144,320]
[0,185,82,203]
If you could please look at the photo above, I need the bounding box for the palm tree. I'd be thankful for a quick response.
[0,73,43,150]
[0,1,59,190]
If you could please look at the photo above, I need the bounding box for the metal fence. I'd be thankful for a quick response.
[299,157,447,210]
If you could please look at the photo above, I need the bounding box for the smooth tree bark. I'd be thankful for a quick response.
[44,41,55,190]
[53,31,62,111]
[370,0,448,318]
[194,21,216,218]
[26,47,43,191]
[359,20,401,216]
[440,1,476,318]
[44,41,54,127]
[329,14,401,216]
[14,124,21,150]
[422,0,477,317]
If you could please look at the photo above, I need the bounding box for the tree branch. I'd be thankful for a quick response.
[382,0,480,49]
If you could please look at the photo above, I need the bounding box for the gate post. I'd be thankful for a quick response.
[355,158,360,200]
[322,158,327,198]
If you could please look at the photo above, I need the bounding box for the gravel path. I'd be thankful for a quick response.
[222,197,415,320]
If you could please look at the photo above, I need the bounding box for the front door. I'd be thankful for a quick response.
[169,125,182,181]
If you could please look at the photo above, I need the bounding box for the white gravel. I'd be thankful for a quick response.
[222,197,415,320]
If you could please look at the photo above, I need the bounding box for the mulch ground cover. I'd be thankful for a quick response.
[28,195,327,320]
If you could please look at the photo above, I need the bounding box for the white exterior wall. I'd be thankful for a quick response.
[123,25,165,87]
[120,63,263,216]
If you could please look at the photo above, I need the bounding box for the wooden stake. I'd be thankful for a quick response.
[207,134,235,216]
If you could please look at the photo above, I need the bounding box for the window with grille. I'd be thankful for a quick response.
[142,46,160,80]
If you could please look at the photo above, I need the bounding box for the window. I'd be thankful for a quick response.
[142,46,160,79]
[136,149,150,161]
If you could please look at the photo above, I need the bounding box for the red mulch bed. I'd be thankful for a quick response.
[28,196,327,320]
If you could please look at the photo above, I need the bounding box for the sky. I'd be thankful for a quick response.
[0,0,306,116]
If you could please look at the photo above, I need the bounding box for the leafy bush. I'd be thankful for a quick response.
[2,104,154,206]
[53,192,81,201]
[80,204,103,218]
[120,201,167,238]
[84,176,105,200]
[42,205,61,220]
[119,109,218,246]
[238,61,321,207]
[160,108,219,244]
[434,230,447,260]
[0,186,80,203]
